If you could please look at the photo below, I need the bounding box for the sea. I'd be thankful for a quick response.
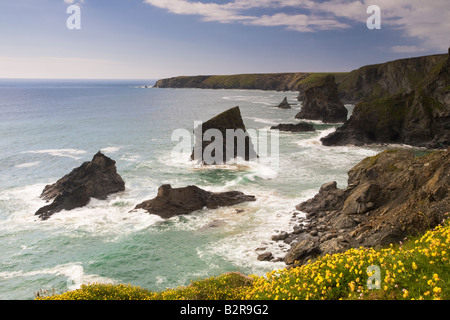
[0,79,384,300]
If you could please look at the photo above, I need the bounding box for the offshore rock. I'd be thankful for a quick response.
[274,97,291,109]
[295,74,348,123]
[35,152,125,220]
[190,106,258,164]
[270,122,316,132]
[133,184,256,219]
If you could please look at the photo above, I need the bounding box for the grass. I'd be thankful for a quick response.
[37,214,450,300]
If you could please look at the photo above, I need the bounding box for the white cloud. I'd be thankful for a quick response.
[246,13,350,32]
[143,0,450,51]
[390,45,427,53]
[64,0,85,4]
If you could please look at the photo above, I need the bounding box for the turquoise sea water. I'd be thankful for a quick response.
[0,79,383,299]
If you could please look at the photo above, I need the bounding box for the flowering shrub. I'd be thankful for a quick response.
[38,214,449,300]
[245,214,449,300]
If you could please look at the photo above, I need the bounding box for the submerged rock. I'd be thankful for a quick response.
[35,152,125,220]
[295,74,348,123]
[133,184,256,219]
[190,106,258,165]
[271,122,316,132]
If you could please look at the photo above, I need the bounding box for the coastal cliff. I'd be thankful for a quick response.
[322,49,450,149]
[336,53,448,103]
[154,73,312,91]
[154,53,447,104]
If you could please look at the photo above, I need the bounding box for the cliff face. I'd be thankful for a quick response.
[336,53,448,103]
[322,50,450,149]
[155,73,311,91]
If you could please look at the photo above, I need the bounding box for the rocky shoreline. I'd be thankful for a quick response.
[259,148,449,266]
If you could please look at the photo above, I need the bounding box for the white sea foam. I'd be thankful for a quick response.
[296,127,337,146]
[0,263,115,291]
[247,117,280,125]
[0,183,162,240]
[100,146,121,154]
[194,190,304,274]
[23,149,87,160]
[15,161,41,168]
[120,154,141,162]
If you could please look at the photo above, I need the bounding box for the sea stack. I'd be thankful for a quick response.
[274,97,291,109]
[295,74,348,123]
[190,106,258,165]
[133,184,256,219]
[35,152,125,220]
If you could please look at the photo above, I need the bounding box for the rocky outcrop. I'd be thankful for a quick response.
[270,123,315,132]
[35,152,125,220]
[295,75,348,123]
[276,149,449,266]
[133,184,256,219]
[322,49,450,149]
[274,97,291,109]
[191,106,258,164]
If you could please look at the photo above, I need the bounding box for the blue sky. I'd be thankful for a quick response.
[0,0,448,79]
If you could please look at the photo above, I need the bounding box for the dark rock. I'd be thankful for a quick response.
[257,252,274,261]
[341,182,381,215]
[190,106,258,164]
[284,234,321,265]
[274,97,291,109]
[133,184,256,219]
[270,122,316,132]
[319,239,347,255]
[35,152,125,220]
[292,225,305,234]
[319,181,337,193]
[295,181,347,218]
[271,231,289,241]
[295,75,348,123]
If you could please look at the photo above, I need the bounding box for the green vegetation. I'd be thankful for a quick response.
[155,72,351,91]
[37,215,450,300]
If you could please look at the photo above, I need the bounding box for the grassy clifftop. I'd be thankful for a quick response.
[154,72,347,92]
